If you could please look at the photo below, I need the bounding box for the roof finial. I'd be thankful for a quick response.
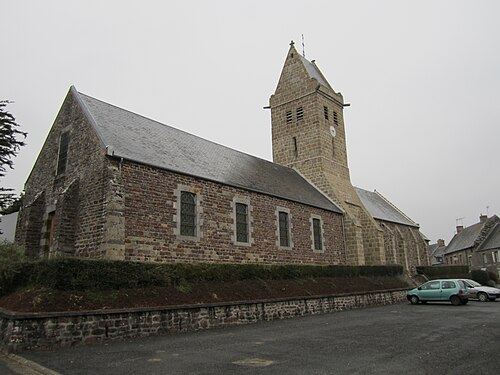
[301,34,306,58]
[290,40,295,47]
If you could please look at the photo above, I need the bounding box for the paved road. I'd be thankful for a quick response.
[9,301,500,374]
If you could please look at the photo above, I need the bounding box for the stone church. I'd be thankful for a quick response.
[15,42,429,272]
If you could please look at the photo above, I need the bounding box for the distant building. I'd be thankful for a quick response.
[15,42,429,272]
[443,214,500,277]
[428,239,446,265]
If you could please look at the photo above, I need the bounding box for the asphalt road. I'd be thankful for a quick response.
[10,301,500,374]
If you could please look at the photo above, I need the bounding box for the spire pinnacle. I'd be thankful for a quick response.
[290,40,295,47]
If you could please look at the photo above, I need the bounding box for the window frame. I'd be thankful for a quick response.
[310,214,325,252]
[180,191,197,237]
[421,281,440,290]
[441,281,456,289]
[174,185,203,241]
[231,197,253,246]
[275,206,293,249]
[56,131,70,176]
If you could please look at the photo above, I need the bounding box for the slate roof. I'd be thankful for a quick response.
[428,243,446,264]
[299,55,333,90]
[354,187,418,227]
[428,243,439,256]
[479,223,500,251]
[73,87,342,214]
[444,221,485,254]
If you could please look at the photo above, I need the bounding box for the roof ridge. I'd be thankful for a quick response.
[72,87,106,147]
[77,90,293,172]
[298,55,333,90]
[310,60,333,90]
[477,221,500,251]
[353,186,418,227]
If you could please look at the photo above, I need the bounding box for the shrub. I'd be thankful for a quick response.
[0,241,26,296]
[470,269,489,286]
[487,271,498,283]
[0,258,404,295]
[416,265,469,279]
[0,240,25,263]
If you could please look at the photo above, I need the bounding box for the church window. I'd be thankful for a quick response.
[180,191,197,236]
[232,197,253,246]
[323,106,329,120]
[333,111,338,125]
[312,218,323,251]
[293,137,298,159]
[56,131,70,175]
[286,111,292,124]
[235,203,249,243]
[278,211,290,247]
[482,253,488,264]
[296,107,304,121]
[174,185,202,240]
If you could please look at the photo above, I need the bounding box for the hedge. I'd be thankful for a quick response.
[0,258,404,296]
[470,270,489,285]
[416,265,469,279]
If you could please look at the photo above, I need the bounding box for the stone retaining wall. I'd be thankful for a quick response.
[0,289,407,352]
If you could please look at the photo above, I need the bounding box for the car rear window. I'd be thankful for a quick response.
[442,281,456,289]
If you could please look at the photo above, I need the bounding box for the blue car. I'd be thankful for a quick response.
[407,279,469,306]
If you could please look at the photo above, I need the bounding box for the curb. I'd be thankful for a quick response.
[0,350,61,375]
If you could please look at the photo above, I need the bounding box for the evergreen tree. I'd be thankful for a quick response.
[0,101,27,211]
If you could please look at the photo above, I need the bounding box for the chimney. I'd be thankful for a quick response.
[437,239,445,247]
[456,225,464,234]
[479,214,488,223]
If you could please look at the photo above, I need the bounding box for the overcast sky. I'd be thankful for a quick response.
[2,0,499,244]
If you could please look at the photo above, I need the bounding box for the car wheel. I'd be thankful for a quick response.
[478,292,489,302]
[409,295,419,305]
[450,296,461,306]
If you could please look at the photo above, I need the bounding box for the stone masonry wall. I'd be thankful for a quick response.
[269,44,386,267]
[0,289,407,352]
[380,221,430,272]
[15,88,110,258]
[121,161,346,265]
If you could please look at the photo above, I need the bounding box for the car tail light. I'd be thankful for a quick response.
[458,289,463,295]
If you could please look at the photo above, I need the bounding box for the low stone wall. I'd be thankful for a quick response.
[0,289,407,352]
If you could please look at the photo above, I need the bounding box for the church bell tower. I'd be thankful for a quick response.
[269,42,386,266]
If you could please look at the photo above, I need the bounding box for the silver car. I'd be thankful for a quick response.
[461,279,500,302]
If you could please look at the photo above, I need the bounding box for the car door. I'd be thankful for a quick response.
[418,280,442,300]
[440,281,457,300]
